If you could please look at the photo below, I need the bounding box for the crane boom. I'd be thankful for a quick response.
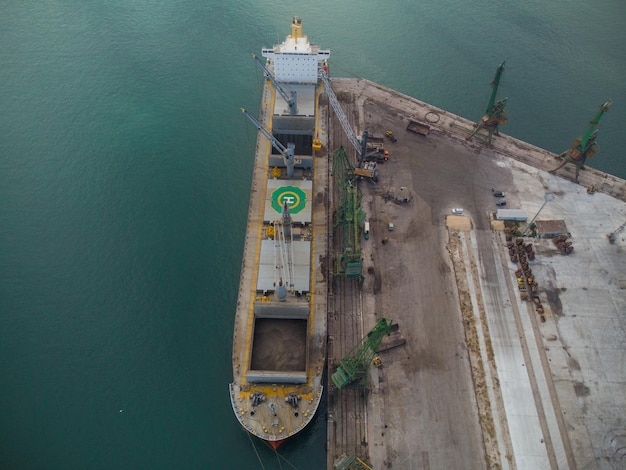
[253,54,297,115]
[486,61,506,115]
[331,318,393,389]
[318,71,363,158]
[319,71,378,181]
[467,61,508,145]
[241,108,296,177]
[274,201,295,300]
[608,219,625,244]
[578,99,611,155]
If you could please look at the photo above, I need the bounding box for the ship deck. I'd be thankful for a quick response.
[229,77,329,443]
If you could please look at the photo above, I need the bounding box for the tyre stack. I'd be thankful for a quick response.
[553,234,574,255]
[506,235,545,322]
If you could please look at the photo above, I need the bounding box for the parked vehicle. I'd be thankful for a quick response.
[385,130,397,142]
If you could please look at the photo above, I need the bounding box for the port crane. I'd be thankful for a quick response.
[332,147,366,281]
[318,70,378,182]
[467,61,508,145]
[331,318,393,389]
[241,108,297,178]
[252,53,298,115]
[550,99,612,182]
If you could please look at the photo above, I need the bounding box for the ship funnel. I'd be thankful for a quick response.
[291,16,303,39]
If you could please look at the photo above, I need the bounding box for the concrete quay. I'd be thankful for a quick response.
[325,78,626,469]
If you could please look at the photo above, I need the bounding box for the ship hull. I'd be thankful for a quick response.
[229,17,329,447]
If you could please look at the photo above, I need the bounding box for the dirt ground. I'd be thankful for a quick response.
[446,214,472,231]
[327,78,519,469]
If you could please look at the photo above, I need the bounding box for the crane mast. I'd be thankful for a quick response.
[252,54,298,115]
[241,108,296,177]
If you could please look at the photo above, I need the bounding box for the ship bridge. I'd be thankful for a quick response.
[262,16,330,84]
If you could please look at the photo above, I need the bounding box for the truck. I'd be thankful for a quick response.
[364,148,389,163]
[364,221,370,240]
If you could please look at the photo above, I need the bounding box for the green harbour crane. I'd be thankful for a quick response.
[467,61,508,145]
[331,318,393,389]
[550,99,612,182]
[332,146,366,281]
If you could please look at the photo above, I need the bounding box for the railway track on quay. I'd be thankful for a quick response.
[324,89,372,467]
[327,277,369,468]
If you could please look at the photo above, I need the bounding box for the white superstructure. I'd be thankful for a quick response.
[262,17,330,84]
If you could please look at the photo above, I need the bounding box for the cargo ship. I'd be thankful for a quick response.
[229,17,329,449]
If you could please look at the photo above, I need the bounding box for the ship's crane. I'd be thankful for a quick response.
[319,70,378,181]
[241,108,297,177]
[331,318,393,389]
[252,54,298,115]
[467,61,508,145]
[550,99,612,182]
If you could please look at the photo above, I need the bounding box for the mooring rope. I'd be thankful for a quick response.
[246,431,266,470]
[274,448,283,470]
[272,447,299,470]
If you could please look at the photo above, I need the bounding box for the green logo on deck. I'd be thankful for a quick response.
[271,186,307,214]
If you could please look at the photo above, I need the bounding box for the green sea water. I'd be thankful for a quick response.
[1,1,624,468]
